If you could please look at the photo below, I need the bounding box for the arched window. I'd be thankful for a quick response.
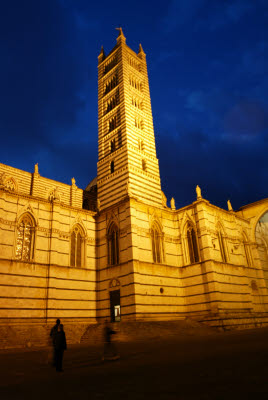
[108,223,119,265]
[151,222,163,263]
[187,224,199,264]
[70,225,84,267]
[15,214,35,261]
[217,230,227,262]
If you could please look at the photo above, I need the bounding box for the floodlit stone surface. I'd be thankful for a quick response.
[0,30,268,348]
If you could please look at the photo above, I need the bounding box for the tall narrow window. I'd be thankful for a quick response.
[243,233,251,267]
[110,161,115,174]
[187,224,199,264]
[138,139,144,151]
[118,131,122,147]
[15,214,35,261]
[142,159,147,171]
[110,139,116,153]
[217,231,227,262]
[70,225,84,267]
[108,223,119,265]
[109,116,116,132]
[151,223,163,263]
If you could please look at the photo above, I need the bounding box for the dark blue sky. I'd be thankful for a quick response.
[0,0,267,210]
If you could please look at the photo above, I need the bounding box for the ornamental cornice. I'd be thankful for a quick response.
[99,63,118,80]
[0,188,96,216]
[128,67,144,82]
[97,144,125,166]
[127,143,157,162]
[102,103,120,120]
[99,125,122,141]
[128,87,145,100]
[102,85,119,101]
[0,217,96,242]
[0,217,16,227]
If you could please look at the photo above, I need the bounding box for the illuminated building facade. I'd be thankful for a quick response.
[0,29,268,347]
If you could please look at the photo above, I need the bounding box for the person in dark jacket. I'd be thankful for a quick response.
[54,324,67,372]
[50,318,60,366]
[50,318,60,339]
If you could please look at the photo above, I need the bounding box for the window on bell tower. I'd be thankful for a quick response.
[110,139,116,153]
[109,116,117,132]
[118,131,122,147]
[110,161,115,173]
[107,222,119,266]
[142,159,147,171]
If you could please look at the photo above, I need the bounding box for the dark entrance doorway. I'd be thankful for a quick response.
[110,289,120,322]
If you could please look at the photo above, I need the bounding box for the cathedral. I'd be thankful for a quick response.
[0,29,268,348]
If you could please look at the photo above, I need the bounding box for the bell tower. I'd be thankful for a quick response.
[97,28,162,210]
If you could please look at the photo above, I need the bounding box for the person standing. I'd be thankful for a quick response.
[50,318,60,366]
[54,324,67,372]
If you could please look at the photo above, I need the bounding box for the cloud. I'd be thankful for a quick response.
[161,0,256,34]
[207,0,254,31]
[162,0,206,33]
[224,101,268,138]
[157,123,268,210]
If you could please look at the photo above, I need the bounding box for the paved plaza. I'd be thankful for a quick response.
[0,327,268,399]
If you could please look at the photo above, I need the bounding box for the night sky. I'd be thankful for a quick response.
[1,0,267,210]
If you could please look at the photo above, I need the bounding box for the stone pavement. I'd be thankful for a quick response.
[0,327,268,399]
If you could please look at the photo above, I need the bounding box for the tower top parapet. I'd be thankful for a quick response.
[98,46,106,64]
[138,43,146,59]
[116,27,126,44]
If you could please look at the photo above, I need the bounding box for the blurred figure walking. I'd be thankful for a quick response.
[102,320,120,361]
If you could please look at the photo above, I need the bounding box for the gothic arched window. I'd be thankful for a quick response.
[217,230,227,263]
[151,223,163,263]
[70,225,84,267]
[187,224,199,264]
[108,223,119,266]
[15,214,35,261]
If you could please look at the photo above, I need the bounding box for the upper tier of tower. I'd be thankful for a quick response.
[97,29,162,210]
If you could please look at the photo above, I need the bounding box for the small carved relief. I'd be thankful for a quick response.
[49,187,61,202]
[0,174,17,192]
[109,278,120,288]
